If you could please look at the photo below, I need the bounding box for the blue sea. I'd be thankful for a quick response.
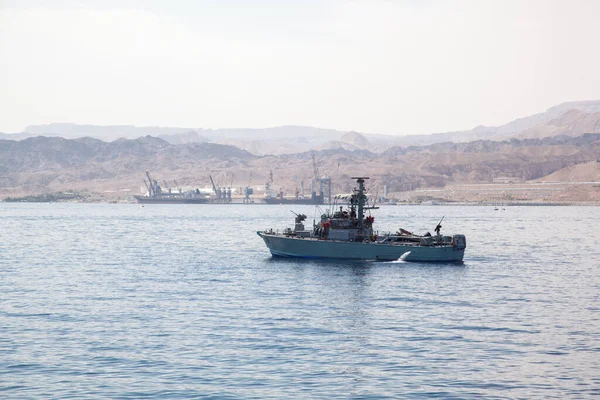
[1,203,599,399]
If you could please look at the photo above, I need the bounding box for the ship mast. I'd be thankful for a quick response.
[351,177,369,230]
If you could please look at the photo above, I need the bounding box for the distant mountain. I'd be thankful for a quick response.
[0,132,39,141]
[23,123,347,141]
[515,109,600,139]
[312,130,373,151]
[373,100,600,147]
[24,123,192,141]
[340,131,371,148]
[214,100,600,151]
[158,130,209,145]
[496,100,600,136]
[199,125,347,140]
[315,141,361,151]
[20,124,357,155]
[12,100,600,155]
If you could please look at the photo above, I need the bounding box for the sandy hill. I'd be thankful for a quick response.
[537,161,600,182]
[158,130,209,144]
[340,131,371,148]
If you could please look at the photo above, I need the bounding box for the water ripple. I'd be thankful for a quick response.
[1,204,599,398]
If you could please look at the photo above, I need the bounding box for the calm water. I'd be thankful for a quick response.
[1,203,599,399]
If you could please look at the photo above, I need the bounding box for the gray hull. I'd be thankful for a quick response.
[257,232,465,262]
[134,195,209,204]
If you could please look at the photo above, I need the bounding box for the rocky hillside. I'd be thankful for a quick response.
[0,136,253,173]
[377,134,600,185]
[2,133,599,200]
[0,136,255,196]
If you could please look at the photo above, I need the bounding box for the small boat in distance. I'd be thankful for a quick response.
[257,177,466,262]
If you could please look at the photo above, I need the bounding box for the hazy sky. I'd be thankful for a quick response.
[1,0,599,134]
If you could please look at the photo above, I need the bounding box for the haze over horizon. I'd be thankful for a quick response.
[1,0,599,135]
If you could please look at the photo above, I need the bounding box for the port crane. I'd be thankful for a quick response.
[173,179,182,193]
[244,172,253,203]
[311,153,332,204]
[145,170,160,196]
[209,174,219,200]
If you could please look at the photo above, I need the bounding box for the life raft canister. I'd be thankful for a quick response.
[452,235,466,249]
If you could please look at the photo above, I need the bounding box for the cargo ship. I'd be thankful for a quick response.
[264,190,325,205]
[134,171,210,204]
[263,172,331,205]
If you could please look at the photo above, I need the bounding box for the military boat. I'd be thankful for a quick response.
[257,177,466,262]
